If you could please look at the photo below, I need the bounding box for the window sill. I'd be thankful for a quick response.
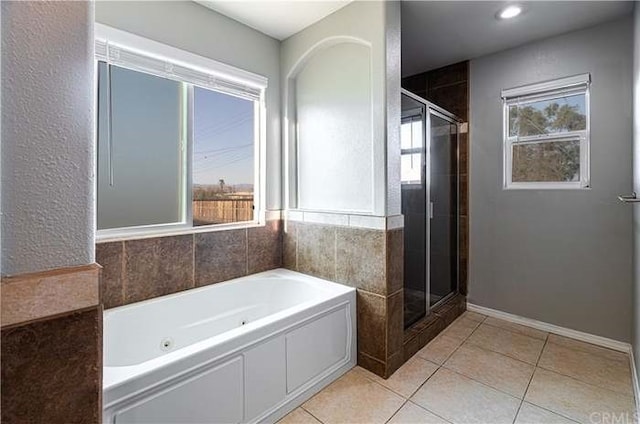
[96,220,264,244]
[503,183,591,190]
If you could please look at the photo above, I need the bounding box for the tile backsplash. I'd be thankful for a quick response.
[96,220,282,309]
[283,220,405,378]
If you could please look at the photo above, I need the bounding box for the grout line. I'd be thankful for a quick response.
[519,402,581,424]
[121,240,127,304]
[460,338,542,368]
[464,334,541,366]
[405,400,455,424]
[512,334,549,424]
[384,398,409,424]
[442,366,521,401]
[467,303,629,353]
[245,228,249,275]
[533,333,635,397]
[333,227,337,281]
[481,319,548,341]
[300,404,324,424]
[533,363,635,399]
[191,234,195,288]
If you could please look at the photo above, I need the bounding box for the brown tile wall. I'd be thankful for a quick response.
[402,61,470,295]
[1,264,103,423]
[403,294,466,361]
[1,264,100,327]
[1,306,102,424]
[96,221,283,309]
[283,221,404,378]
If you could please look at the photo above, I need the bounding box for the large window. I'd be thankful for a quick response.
[95,27,265,237]
[503,74,590,189]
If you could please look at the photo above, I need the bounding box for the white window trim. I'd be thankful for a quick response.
[502,74,591,190]
[94,24,268,241]
[401,111,425,185]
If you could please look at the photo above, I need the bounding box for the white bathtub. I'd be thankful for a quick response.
[103,269,356,424]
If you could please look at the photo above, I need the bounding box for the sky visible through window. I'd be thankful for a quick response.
[193,87,254,189]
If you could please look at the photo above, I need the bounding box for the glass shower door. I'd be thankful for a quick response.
[401,95,427,328]
[401,90,460,329]
[428,111,459,307]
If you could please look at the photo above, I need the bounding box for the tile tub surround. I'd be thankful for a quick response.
[279,313,636,424]
[283,220,405,378]
[1,263,101,327]
[1,307,102,423]
[96,220,283,309]
[0,264,103,423]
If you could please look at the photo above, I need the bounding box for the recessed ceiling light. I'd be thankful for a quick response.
[497,5,523,19]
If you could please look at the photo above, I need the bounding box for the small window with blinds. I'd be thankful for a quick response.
[95,27,266,236]
[502,74,590,190]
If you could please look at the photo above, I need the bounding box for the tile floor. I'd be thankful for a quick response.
[279,311,636,424]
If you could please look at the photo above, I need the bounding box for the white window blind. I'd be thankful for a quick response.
[501,73,590,100]
[95,39,265,102]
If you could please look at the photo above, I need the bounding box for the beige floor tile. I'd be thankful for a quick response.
[355,356,439,398]
[303,369,404,424]
[410,368,521,424]
[538,342,633,396]
[416,334,465,365]
[547,334,630,363]
[514,402,578,424]
[483,317,548,340]
[388,402,450,424]
[462,311,486,323]
[440,316,482,340]
[524,368,635,424]
[444,343,535,398]
[278,408,322,424]
[467,323,546,364]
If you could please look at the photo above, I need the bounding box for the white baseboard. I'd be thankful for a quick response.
[467,302,630,352]
[629,348,640,416]
[468,302,640,409]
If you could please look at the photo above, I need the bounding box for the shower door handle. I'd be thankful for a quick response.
[429,202,434,219]
[618,193,640,203]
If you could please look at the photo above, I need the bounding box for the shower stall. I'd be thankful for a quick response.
[401,89,461,329]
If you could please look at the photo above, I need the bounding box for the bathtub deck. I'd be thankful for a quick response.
[278,311,635,424]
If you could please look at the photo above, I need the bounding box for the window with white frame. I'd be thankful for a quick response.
[502,74,590,189]
[401,111,424,184]
[95,26,266,237]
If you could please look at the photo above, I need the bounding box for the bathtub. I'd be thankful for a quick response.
[103,269,356,424]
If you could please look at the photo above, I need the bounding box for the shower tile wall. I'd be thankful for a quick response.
[283,221,404,378]
[402,61,470,295]
[96,220,283,309]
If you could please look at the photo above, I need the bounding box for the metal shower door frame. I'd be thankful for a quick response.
[401,88,462,319]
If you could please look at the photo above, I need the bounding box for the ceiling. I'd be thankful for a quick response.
[196,0,352,40]
[402,1,634,76]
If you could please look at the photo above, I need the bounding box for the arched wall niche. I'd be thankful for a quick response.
[284,37,375,214]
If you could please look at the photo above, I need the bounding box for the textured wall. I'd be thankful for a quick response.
[1,1,95,275]
[385,1,402,217]
[281,1,390,216]
[470,17,633,342]
[295,42,373,213]
[96,1,282,212]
